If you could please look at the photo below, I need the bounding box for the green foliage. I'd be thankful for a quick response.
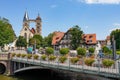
[11,53,16,57]
[43,33,54,47]
[59,56,67,63]
[33,54,39,60]
[41,54,47,60]
[16,53,21,57]
[46,47,54,55]
[48,55,56,61]
[27,54,32,59]
[110,29,120,50]
[102,46,112,55]
[77,47,86,57]
[102,59,114,67]
[84,58,95,66]
[88,47,95,53]
[116,50,120,55]
[21,54,27,58]
[70,57,79,64]
[69,25,83,50]
[59,48,69,55]
[29,34,43,49]
[0,18,16,46]
[16,36,27,48]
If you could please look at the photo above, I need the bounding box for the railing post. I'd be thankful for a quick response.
[98,58,100,73]
[68,57,70,70]
[118,61,120,77]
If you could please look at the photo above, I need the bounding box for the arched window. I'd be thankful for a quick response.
[24,33,27,39]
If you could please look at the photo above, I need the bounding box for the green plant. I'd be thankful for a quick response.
[59,48,69,55]
[11,53,16,57]
[46,47,54,55]
[70,57,79,64]
[59,56,67,63]
[21,54,27,58]
[116,50,120,55]
[41,54,47,60]
[77,47,86,57]
[27,54,32,59]
[34,54,39,60]
[16,53,21,57]
[84,58,95,66]
[102,59,114,67]
[48,55,56,61]
[88,47,95,53]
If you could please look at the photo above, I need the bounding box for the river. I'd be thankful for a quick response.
[0,69,118,80]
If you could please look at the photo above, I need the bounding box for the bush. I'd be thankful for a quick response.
[46,47,54,55]
[59,56,67,63]
[116,50,120,55]
[27,54,32,59]
[16,53,21,57]
[84,58,95,66]
[102,59,114,67]
[70,57,79,64]
[21,54,27,58]
[59,48,69,55]
[41,54,47,60]
[77,47,86,57]
[34,54,39,60]
[88,47,95,53]
[11,53,16,57]
[48,55,56,61]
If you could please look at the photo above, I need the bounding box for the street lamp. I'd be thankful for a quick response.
[112,35,116,60]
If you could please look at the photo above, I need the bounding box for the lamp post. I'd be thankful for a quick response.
[34,40,36,54]
[112,35,116,60]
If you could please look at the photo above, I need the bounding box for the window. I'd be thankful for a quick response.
[24,33,27,39]
[24,28,27,31]
[89,36,93,38]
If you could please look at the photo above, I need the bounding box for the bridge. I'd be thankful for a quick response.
[0,52,120,79]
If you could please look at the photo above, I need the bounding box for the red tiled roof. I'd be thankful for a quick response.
[83,34,97,44]
[106,36,110,40]
[30,28,35,34]
[52,31,65,45]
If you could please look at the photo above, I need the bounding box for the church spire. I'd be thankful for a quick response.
[23,11,29,22]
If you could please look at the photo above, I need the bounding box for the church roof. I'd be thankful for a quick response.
[23,11,29,22]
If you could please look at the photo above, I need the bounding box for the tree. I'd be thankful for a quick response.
[77,47,86,57]
[110,29,120,50]
[0,18,16,46]
[43,33,54,47]
[16,36,27,48]
[69,25,83,50]
[29,35,43,49]
[59,48,69,56]
[88,47,95,53]
[46,47,54,55]
[102,46,112,55]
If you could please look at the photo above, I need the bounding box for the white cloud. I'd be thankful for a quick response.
[109,23,120,32]
[77,0,120,4]
[50,5,57,8]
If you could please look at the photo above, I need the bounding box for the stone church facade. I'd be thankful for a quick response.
[20,11,42,42]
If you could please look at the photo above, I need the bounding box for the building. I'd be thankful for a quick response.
[52,29,97,50]
[82,34,97,48]
[20,11,42,42]
[52,31,65,50]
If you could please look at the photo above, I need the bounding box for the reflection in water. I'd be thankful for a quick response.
[0,69,118,80]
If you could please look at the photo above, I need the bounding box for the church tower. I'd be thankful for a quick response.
[35,14,42,35]
[23,11,29,27]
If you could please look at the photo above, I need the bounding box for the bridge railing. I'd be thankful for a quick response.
[11,53,120,78]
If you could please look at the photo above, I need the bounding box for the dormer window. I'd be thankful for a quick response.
[89,36,93,38]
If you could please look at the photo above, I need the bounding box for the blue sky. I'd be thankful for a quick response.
[0,0,120,40]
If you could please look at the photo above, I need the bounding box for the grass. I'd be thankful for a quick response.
[116,50,120,55]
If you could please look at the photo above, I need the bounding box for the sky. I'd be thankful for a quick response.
[0,0,120,40]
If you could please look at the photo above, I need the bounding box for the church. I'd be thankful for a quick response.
[20,11,42,42]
